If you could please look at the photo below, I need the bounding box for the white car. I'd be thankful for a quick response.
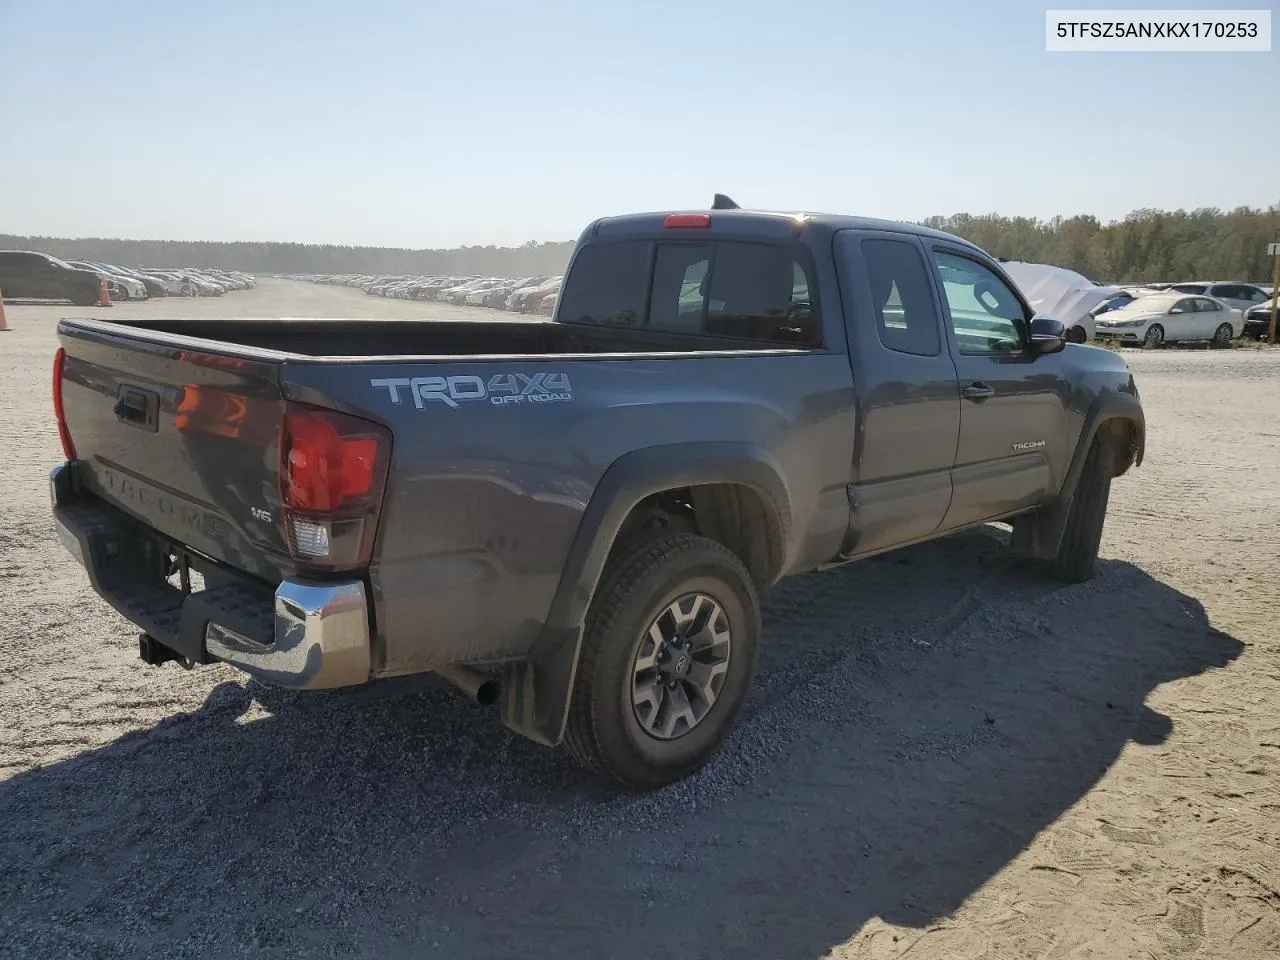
[1167,282,1273,312]
[65,261,147,300]
[141,271,199,296]
[1093,293,1242,348]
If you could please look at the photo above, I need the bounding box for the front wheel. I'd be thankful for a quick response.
[1066,325,1087,344]
[1143,324,1165,348]
[563,534,760,789]
[1211,322,1233,348]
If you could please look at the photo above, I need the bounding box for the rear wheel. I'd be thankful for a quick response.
[563,534,760,789]
[1048,440,1115,583]
[1211,322,1233,348]
[1143,324,1165,348]
[1066,325,1087,344]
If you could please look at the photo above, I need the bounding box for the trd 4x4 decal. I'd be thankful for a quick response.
[370,372,573,409]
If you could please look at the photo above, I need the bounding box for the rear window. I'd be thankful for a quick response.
[555,240,649,328]
[557,239,819,345]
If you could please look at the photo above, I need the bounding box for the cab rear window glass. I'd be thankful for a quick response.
[558,239,819,345]
[555,240,649,328]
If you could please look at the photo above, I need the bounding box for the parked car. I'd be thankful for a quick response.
[511,277,561,312]
[50,197,1145,789]
[997,261,1121,343]
[64,260,147,301]
[1093,293,1242,347]
[1242,295,1280,340]
[109,266,169,298]
[0,251,105,305]
[1167,282,1273,312]
[139,271,197,297]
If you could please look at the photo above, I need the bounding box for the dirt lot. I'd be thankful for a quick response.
[1,280,1277,960]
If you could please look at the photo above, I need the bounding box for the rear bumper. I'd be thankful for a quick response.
[50,462,371,690]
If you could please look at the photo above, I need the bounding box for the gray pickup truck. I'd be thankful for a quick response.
[50,198,1145,788]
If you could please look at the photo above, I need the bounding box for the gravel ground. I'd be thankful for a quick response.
[1,281,1278,959]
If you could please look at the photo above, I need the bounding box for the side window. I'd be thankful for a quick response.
[1170,299,1193,313]
[1244,287,1269,303]
[1195,298,1221,312]
[1209,284,1240,301]
[701,242,817,344]
[648,243,710,335]
[930,250,1027,355]
[555,240,649,327]
[858,237,941,356]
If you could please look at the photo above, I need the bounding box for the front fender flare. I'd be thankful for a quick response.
[1015,389,1145,560]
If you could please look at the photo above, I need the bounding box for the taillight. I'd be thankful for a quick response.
[279,403,391,571]
[53,347,76,459]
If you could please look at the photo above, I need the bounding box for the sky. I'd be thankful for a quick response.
[1,0,1276,248]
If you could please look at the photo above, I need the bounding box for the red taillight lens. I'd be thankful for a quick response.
[664,214,711,228]
[282,409,380,511]
[279,404,391,570]
[53,347,76,459]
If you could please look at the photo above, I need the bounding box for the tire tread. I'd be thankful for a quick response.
[562,534,754,786]
[1049,440,1115,583]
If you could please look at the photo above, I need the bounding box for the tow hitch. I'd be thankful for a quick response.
[138,633,194,669]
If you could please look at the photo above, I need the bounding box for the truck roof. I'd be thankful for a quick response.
[584,207,983,252]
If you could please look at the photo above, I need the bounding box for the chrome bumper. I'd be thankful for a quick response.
[204,580,371,689]
[50,462,371,690]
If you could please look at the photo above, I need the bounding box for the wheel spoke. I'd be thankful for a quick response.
[632,678,664,732]
[686,659,729,708]
[658,683,697,738]
[633,623,664,674]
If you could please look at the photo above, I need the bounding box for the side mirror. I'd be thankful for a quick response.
[1028,315,1067,355]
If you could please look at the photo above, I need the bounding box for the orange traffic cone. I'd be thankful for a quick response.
[97,278,113,307]
[0,285,9,331]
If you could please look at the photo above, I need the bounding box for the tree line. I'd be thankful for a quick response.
[919,205,1279,283]
[4,204,1277,282]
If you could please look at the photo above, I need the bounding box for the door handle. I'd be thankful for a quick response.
[962,382,995,401]
[114,386,160,431]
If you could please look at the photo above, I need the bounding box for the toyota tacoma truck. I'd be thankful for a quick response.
[50,197,1145,789]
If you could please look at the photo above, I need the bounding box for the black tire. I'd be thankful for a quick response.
[1143,324,1164,348]
[1066,325,1087,344]
[1048,440,1115,583]
[1211,322,1233,348]
[563,534,760,789]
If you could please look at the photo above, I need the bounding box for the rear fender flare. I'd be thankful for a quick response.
[500,442,793,747]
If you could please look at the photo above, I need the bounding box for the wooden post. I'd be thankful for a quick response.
[1269,242,1280,346]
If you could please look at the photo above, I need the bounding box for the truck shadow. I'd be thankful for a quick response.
[0,532,1243,959]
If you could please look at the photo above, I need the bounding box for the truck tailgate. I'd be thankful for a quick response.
[57,320,291,582]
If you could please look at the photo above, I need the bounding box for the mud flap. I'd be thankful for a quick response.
[499,624,582,748]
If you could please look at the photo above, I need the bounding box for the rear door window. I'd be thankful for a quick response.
[858,238,942,356]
